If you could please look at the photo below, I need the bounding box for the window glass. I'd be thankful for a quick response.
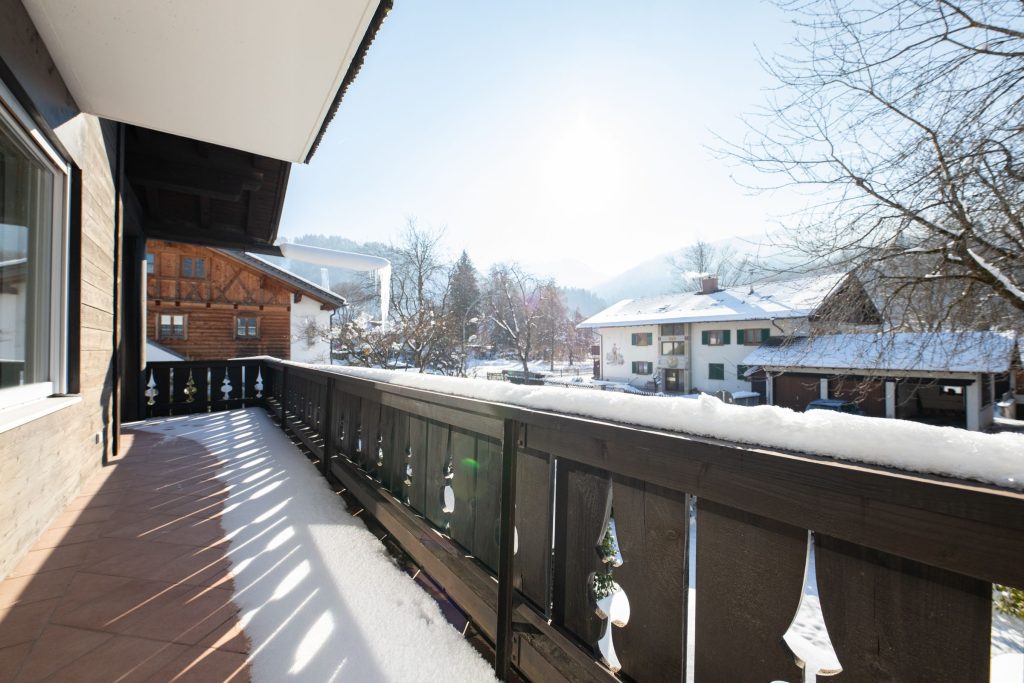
[631,332,653,346]
[702,330,730,346]
[661,340,685,355]
[708,363,725,380]
[146,253,155,274]
[0,117,56,391]
[236,317,258,338]
[181,257,206,279]
[738,328,770,345]
[631,361,653,374]
[159,313,186,339]
[660,323,686,336]
[737,364,751,380]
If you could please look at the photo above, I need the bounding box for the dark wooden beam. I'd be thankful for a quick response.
[128,154,263,201]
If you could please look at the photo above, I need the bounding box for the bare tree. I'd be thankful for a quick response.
[484,263,557,374]
[733,0,1024,330]
[388,221,457,372]
[667,240,754,291]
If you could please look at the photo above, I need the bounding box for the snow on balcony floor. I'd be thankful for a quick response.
[134,408,495,683]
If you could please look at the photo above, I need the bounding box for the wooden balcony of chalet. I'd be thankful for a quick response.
[5,356,1022,682]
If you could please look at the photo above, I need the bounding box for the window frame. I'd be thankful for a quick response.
[737,328,770,345]
[737,364,752,381]
[660,323,686,336]
[660,340,685,356]
[158,313,188,340]
[630,332,653,347]
[180,256,207,279]
[702,330,730,346]
[0,79,71,411]
[631,361,653,375]
[235,316,260,340]
[708,363,725,380]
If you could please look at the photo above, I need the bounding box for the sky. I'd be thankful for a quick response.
[279,2,804,288]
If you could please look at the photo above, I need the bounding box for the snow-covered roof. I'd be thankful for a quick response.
[743,331,1017,374]
[577,274,845,328]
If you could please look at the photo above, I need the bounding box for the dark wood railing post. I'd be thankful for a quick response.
[280,362,289,424]
[322,375,335,476]
[495,418,520,680]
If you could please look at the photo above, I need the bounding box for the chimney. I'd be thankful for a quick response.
[700,275,719,295]
[320,267,330,290]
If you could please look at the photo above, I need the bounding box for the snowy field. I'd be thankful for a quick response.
[137,409,495,683]
[465,358,592,379]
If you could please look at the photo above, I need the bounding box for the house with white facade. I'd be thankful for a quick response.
[578,274,848,396]
[742,331,1019,431]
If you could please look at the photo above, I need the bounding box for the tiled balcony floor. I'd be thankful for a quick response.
[0,409,496,683]
[0,430,250,683]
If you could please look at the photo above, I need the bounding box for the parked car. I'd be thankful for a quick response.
[804,398,864,415]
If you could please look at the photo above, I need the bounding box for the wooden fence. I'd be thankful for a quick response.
[143,358,1024,682]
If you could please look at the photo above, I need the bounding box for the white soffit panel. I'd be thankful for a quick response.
[22,0,378,162]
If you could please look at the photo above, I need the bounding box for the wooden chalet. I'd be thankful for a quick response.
[146,241,345,361]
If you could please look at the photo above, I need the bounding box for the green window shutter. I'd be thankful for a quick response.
[761,328,771,342]
[736,329,745,344]
[701,331,709,345]
[723,330,731,345]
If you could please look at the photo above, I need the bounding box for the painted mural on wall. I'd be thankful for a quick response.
[605,344,624,366]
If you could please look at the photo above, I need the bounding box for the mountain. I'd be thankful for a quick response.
[592,234,777,302]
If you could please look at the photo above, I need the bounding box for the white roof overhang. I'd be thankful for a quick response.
[22,0,382,162]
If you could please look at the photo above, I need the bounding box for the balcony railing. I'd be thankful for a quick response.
[141,357,1024,682]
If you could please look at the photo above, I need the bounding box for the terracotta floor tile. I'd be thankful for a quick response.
[78,537,196,578]
[29,522,106,552]
[0,599,58,650]
[10,624,112,683]
[118,585,239,645]
[0,568,76,610]
[63,491,125,513]
[51,576,189,636]
[146,646,249,683]
[7,544,87,580]
[48,506,118,531]
[0,642,33,683]
[24,635,189,683]
[196,616,249,654]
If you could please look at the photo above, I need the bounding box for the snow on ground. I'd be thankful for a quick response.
[136,409,495,683]
[296,362,1024,491]
[464,358,590,379]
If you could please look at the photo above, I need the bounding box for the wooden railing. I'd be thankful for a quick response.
[142,359,266,416]
[143,358,1024,682]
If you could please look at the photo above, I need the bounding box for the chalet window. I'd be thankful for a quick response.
[146,253,155,274]
[737,364,752,380]
[235,316,259,339]
[660,323,686,336]
[631,332,653,346]
[181,257,206,279]
[701,330,730,346]
[737,328,770,345]
[0,83,70,408]
[159,314,187,339]
[708,363,725,380]
[661,340,685,356]
[632,361,653,375]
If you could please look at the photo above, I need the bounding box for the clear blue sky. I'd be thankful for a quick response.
[279,1,801,287]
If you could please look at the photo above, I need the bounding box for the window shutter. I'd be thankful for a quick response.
[736,329,745,344]
[723,330,731,344]
[701,331,709,345]
[761,328,770,341]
